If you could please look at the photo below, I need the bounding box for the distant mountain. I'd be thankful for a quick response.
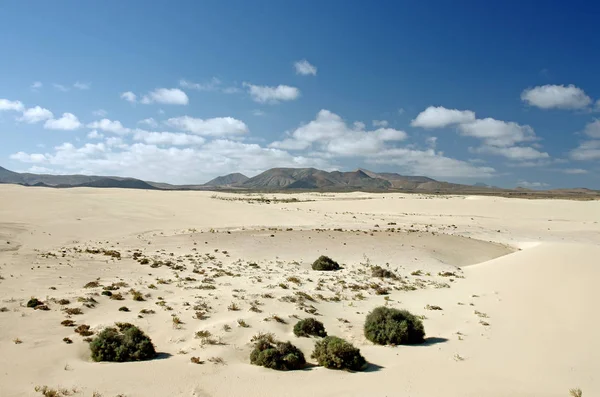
[204,173,249,187]
[241,168,391,190]
[0,167,157,190]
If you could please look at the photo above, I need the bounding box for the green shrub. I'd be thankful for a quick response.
[312,256,340,271]
[27,297,43,308]
[364,306,425,345]
[311,336,366,371]
[293,318,327,338]
[89,323,156,362]
[250,336,305,371]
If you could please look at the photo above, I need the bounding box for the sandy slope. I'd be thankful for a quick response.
[0,185,598,397]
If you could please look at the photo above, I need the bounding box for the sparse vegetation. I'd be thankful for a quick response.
[27,297,43,308]
[311,336,366,371]
[293,318,327,338]
[89,323,156,362]
[312,255,340,271]
[63,307,83,315]
[118,306,130,312]
[371,265,397,279]
[364,306,425,345]
[569,388,583,397]
[250,335,305,371]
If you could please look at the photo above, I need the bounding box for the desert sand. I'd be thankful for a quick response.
[0,184,598,397]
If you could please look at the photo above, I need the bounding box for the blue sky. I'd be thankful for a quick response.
[1,1,599,188]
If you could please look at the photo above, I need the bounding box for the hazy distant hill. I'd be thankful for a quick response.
[0,166,157,190]
[204,173,249,187]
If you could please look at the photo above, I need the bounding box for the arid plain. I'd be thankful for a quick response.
[0,184,598,397]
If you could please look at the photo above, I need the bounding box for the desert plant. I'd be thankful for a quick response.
[61,319,76,327]
[293,318,327,338]
[89,323,156,362]
[250,336,305,371]
[75,324,94,336]
[311,336,366,371]
[312,255,340,271]
[118,306,130,312]
[371,265,397,279]
[63,307,83,315]
[27,297,43,308]
[569,388,583,397]
[364,307,425,345]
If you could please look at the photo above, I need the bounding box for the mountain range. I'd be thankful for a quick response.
[1,165,598,196]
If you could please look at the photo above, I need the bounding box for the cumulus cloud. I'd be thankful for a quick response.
[521,84,592,110]
[19,106,54,123]
[570,140,600,161]
[87,130,104,139]
[44,113,82,130]
[458,118,537,147]
[411,106,475,128]
[471,145,549,160]
[120,91,137,103]
[269,110,408,156]
[243,83,300,104]
[583,119,600,138]
[8,140,332,185]
[138,117,158,128]
[132,130,206,146]
[0,99,24,112]
[86,119,130,134]
[141,88,189,105]
[179,77,221,91]
[166,116,248,136]
[294,60,317,76]
[367,148,495,178]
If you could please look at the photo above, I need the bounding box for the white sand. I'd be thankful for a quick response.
[0,185,598,397]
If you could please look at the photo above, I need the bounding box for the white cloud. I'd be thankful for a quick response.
[74,82,91,90]
[411,106,475,128]
[562,168,588,174]
[53,84,69,92]
[121,91,137,103]
[516,181,549,188]
[269,109,407,156]
[166,116,248,136]
[141,88,189,105]
[252,109,266,116]
[138,117,158,128]
[92,109,108,117]
[8,140,332,185]
[294,60,317,76]
[368,148,495,178]
[86,119,130,134]
[471,145,549,160]
[44,113,82,130]
[583,119,600,138]
[10,152,47,163]
[19,106,54,123]
[105,137,126,148]
[458,118,537,147]
[0,99,24,112]
[521,84,592,110]
[243,83,300,104]
[87,130,103,139]
[179,78,221,91]
[570,140,600,161]
[133,130,206,146]
[372,120,389,127]
[30,81,42,91]
[425,136,437,148]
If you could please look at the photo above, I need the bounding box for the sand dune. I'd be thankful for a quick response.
[0,184,598,397]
